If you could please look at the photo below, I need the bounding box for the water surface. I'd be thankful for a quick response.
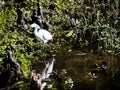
[32,50,120,90]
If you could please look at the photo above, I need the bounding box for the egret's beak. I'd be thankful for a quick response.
[30,24,34,29]
[28,24,32,29]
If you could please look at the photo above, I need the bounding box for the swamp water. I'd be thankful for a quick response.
[32,50,120,90]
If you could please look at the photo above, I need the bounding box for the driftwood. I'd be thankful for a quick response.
[31,9,43,28]
[30,58,55,90]
[2,49,23,85]
[37,0,43,19]
[31,1,52,31]
[16,8,24,25]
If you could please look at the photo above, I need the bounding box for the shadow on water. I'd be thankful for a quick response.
[32,50,120,90]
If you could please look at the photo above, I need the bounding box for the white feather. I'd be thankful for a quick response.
[30,23,53,43]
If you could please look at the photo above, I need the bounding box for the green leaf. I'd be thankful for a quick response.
[66,30,73,37]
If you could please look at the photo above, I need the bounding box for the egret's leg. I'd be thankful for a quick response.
[42,43,46,65]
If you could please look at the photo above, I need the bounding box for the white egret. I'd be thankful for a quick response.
[30,23,53,64]
[30,23,53,44]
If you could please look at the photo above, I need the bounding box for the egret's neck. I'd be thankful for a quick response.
[34,28,39,36]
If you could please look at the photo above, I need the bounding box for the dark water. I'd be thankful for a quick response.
[32,50,120,90]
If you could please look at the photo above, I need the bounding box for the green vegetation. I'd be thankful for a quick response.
[0,0,120,89]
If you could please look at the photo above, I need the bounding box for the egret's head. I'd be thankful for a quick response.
[30,23,40,29]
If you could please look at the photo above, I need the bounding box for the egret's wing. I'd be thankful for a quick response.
[40,29,53,40]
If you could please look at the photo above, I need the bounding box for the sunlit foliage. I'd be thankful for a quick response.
[0,0,120,89]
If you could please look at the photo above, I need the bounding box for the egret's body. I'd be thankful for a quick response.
[34,29,52,44]
[31,23,53,44]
